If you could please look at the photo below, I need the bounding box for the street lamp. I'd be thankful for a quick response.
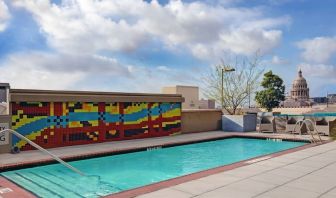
[221,67,235,109]
[327,91,329,108]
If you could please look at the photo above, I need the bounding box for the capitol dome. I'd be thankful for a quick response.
[293,70,308,88]
[290,69,309,100]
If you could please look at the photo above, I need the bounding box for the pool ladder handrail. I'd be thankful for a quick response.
[292,119,322,144]
[0,129,85,176]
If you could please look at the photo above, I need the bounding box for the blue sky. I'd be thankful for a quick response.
[0,0,335,97]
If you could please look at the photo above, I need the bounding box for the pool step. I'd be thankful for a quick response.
[41,170,103,197]
[27,172,86,197]
[54,170,123,196]
[2,172,63,198]
[24,171,85,198]
[3,169,120,198]
[3,171,86,198]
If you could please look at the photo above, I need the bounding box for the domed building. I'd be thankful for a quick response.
[282,69,312,107]
[290,69,309,101]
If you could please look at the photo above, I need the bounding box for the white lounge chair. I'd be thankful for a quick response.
[315,117,336,136]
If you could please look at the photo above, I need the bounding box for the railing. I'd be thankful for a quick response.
[0,129,85,176]
[292,119,322,144]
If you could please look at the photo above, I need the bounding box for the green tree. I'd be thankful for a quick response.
[255,71,285,112]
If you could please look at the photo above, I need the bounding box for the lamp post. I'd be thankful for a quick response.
[221,67,235,109]
[327,91,329,108]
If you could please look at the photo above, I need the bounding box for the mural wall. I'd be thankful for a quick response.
[11,102,181,151]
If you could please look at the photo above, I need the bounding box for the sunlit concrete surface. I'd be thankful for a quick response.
[138,140,336,198]
[0,131,332,198]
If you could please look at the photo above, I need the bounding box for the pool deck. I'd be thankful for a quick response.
[135,140,336,198]
[0,131,333,198]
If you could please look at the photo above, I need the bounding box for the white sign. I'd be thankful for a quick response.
[0,187,13,194]
[0,123,9,145]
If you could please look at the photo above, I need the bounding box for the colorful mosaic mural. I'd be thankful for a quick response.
[11,102,181,151]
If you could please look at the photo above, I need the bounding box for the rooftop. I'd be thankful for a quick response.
[0,131,333,198]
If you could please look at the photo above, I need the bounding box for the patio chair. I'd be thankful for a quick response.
[315,117,336,136]
[258,116,276,133]
[274,116,287,132]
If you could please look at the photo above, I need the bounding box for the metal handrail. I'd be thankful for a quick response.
[302,119,322,144]
[0,129,85,176]
[292,119,322,144]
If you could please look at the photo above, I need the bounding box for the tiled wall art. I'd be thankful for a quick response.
[11,102,181,150]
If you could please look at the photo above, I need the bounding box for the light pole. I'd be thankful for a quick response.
[327,91,329,108]
[221,67,235,109]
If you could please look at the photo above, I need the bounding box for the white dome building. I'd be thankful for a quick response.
[290,69,309,101]
[282,69,312,107]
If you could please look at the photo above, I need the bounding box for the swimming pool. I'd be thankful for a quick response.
[1,137,306,197]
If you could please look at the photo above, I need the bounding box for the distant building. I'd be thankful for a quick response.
[311,95,336,104]
[162,85,199,109]
[282,69,312,107]
[0,83,10,103]
[0,83,10,115]
[199,98,216,109]
[311,97,328,104]
[328,94,336,104]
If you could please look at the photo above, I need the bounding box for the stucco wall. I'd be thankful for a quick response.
[161,87,177,94]
[181,109,222,133]
[176,86,199,109]
[162,85,199,109]
[259,107,313,115]
[0,115,11,153]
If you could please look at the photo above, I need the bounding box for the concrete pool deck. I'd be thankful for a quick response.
[136,140,336,198]
[0,131,333,197]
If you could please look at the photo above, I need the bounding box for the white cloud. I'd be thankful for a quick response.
[203,0,242,6]
[268,0,293,5]
[156,65,171,72]
[4,0,290,91]
[219,29,282,55]
[0,0,10,31]
[115,65,200,93]
[300,63,336,79]
[296,36,336,85]
[13,0,289,58]
[268,0,307,6]
[297,36,336,63]
[0,52,131,89]
[191,44,212,60]
[12,0,148,54]
[0,51,200,92]
[270,55,289,65]
[0,62,84,90]
[70,63,201,93]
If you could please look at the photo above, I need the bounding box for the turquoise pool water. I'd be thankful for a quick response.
[1,138,306,197]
